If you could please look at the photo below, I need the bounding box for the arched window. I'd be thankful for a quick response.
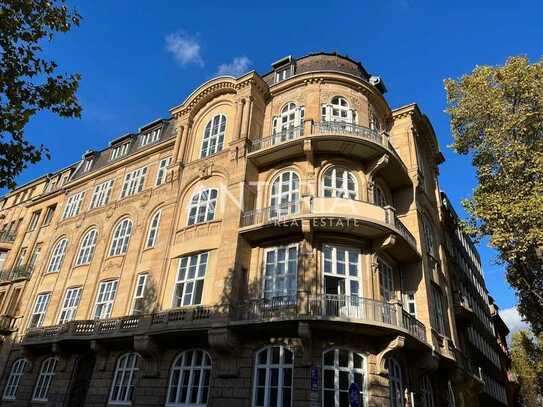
[75,228,97,266]
[369,109,381,132]
[386,357,404,407]
[2,358,28,400]
[253,346,293,407]
[421,375,435,407]
[322,349,365,407]
[373,184,387,207]
[109,218,133,256]
[447,381,456,407]
[188,189,218,226]
[269,171,300,218]
[109,353,141,404]
[32,357,57,401]
[322,96,357,124]
[421,214,435,256]
[201,114,226,158]
[166,349,211,406]
[322,167,357,199]
[146,210,162,248]
[47,238,68,272]
[272,103,304,144]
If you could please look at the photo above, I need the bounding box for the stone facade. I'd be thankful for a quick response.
[0,52,513,407]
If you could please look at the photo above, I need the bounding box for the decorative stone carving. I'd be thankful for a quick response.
[199,163,213,180]
[376,335,406,376]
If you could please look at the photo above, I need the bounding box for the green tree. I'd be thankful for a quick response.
[510,330,543,406]
[445,56,543,334]
[0,0,81,189]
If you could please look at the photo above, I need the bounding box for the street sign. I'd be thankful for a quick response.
[348,383,361,407]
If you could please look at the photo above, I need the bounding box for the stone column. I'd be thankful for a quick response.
[240,97,253,139]
[233,99,245,141]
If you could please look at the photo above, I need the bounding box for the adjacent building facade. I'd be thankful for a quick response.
[0,53,515,406]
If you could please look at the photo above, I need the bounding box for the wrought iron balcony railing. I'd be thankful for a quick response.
[0,266,31,283]
[241,201,300,227]
[23,294,427,344]
[0,230,16,243]
[0,315,18,335]
[248,125,304,152]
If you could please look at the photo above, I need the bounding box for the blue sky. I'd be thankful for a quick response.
[8,0,542,327]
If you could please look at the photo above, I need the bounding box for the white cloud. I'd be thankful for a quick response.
[499,306,531,337]
[216,56,252,77]
[165,32,203,67]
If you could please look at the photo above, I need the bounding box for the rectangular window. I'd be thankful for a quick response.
[14,247,27,269]
[431,285,446,335]
[29,293,51,328]
[263,244,298,300]
[58,287,82,324]
[132,274,148,315]
[121,167,147,198]
[155,157,172,186]
[90,179,113,209]
[0,252,6,271]
[42,204,56,226]
[27,210,41,232]
[140,128,161,146]
[94,280,118,319]
[110,143,130,160]
[323,245,361,298]
[28,244,42,275]
[173,253,208,307]
[83,159,93,172]
[403,291,417,316]
[62,191,85,219]
[378,258,395,301]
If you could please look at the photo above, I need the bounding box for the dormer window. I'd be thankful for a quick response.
[140,128,161,147]
[83,159,93,172]
[272,55,295,84]
[110,143,130,161]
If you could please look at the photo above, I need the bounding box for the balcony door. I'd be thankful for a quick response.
[269,171,300,219]
[323,245,361,318]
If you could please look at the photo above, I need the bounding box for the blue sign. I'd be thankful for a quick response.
[310,367,319,392]
[348,383,361,407]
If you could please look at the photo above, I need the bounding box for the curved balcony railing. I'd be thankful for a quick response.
[248,125,304,152]
[0,266,31,283]
[241,202,299,227]
[313,121,383,145]
[0,231,16,243]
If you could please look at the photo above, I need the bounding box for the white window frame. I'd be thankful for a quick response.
[252,346,293,407]
[111,143,130,160]
[322,349,366,407]
[378,258,395,301]
[271,103,304,144]
[322,167,357,199]
[121,167,147,198]
[146,210,161,248]
[431,285,446,335]
[2,358,28,400]
[323,245,361,298]
[47,238,68,273]
[28,210,41,231]
[156,157,172,186]
[200,114,226,158]
[374,184,387,207]
[58,287,82,324]
[422,376,435,407]
[447,381,456,407]
[403,291,417,317]
[187,189,217,226]
[94,280,118,319]
[140,128,161,147]
[62,191,85,219]
[90,179,113,209]
[109,353,140,404]
[173,252,208,307]
[387,357,404,407]
[75,228,98,266]
[269,171,300,218]
[83,159,93,172]
[421,215,435,256]
[109,218,133,256]
[28,244,42,275]
[322,96,357,124]
[32,357,57,401]
[166,349,212,406]
[43,205,56,226]
[262,244,298,301]
[132,274,148,315]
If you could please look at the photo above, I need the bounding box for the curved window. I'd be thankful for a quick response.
[109,353,140,404]
[369,109,381,132]
[322,167,357,199]
[146,210,162,248]
[75,228,98,266]
[374,184,387,207]
[331,96,349,121]
[188,189,217,226]
[272,103,304,144]
[2,358,28,400]
[421,376,435,407]
[109,218,133,256]
[167,349,211,406]
[386,357,404,407]
[201,114,226,158]
[253,346,293,407]
[322,349,365,407]
[32,357,57,401]
[47,238,68,273]
[269,171,300,218]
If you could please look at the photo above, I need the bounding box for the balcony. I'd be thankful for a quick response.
[22,294,427,348]
[247,121,411,188]
[454,294,475,324]
[0,230,16,250]
[0,315,17,336]
[0,266,31,284]
[240,198,419,262]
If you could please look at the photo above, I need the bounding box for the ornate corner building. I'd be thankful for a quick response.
[0,53,516,407]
